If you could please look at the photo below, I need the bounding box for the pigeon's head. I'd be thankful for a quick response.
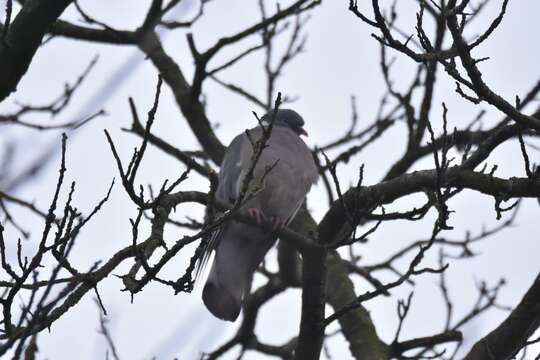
[261,109,307,136]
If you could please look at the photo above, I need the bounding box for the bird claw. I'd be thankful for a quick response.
[268,216,286,232]
[247,209,285,232]
[247,208,267,225]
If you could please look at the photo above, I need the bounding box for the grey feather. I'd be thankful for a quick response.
[194,136,246,283]
[198,110,317,321]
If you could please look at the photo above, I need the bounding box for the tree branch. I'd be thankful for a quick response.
[0,0,74,101]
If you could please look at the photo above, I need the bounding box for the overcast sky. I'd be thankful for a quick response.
[1,0,540,359]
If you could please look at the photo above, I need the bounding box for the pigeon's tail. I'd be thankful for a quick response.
[201,229,249,322]
[202,274,242,322]
[201,223,276,321]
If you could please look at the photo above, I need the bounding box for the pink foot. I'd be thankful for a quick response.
[268,216,286,232]
[247,208,267,225]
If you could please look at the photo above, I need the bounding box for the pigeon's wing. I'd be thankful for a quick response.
[195,133,252,281]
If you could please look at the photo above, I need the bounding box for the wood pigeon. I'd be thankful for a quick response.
[198,109,318,321]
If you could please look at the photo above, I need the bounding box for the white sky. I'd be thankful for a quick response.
[1,0,540,359]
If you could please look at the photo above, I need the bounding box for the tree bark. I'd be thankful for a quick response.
[464,271,540,360]
[294,247,327,360]
[0,0,73,102]
[291,208,388,359]
[326,251,389,359]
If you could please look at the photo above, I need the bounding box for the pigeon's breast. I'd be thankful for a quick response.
[250,127,318,219]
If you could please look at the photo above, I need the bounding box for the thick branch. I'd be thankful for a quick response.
[327,251,389,359]
[320,167,540,245]
[294,208,388,359]
[0,0,73,101]
[138,31,226,164]
[51,20,137,44]
[294,246,326,360]
[464,271,540,360]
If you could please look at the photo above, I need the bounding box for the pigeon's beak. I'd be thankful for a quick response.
[297,127,308,137]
